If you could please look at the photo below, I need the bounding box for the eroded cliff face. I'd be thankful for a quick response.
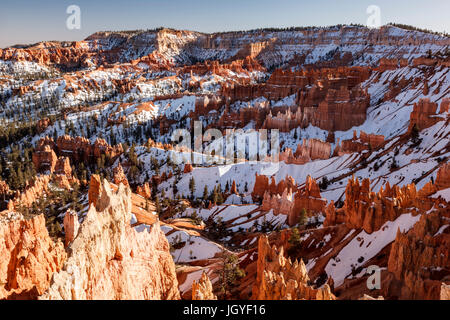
[33,135,123,174]
[334,130,385,156]
[291,176,327,223]
[4,26,449,71]
[435,163,450,190]
[385,209,450,300]
[408,98,449,132]
[252,236,335,300]
[40,179,180,300]
[0,42,98,70]
[0,213,66,300]
[257,175,326,226]
[279,139,332,165]
[7,175,51,210]
[1,24,449,302]
[325,177,438,234]
[191,272,217,300]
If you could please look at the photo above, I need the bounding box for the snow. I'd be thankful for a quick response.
[224,194,243,205]
[162,225,223,263]
[434,225,449,236]
[325,212,423,287]
[160,153,354,202]
[433,188,450,202]
[178,269,203,294]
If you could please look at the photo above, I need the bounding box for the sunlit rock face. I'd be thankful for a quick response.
[191,272,217,300]
[40,179,180,300]
[0,213,66,300]
[386,209,450,300]
[252,236,335,300]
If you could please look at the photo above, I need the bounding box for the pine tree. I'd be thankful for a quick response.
[189,177,196,199]
[212,185,218,204]
[215,184,224,205]
[216,250,245,299]
[203,185,209,201]
[289,227,302,247]
[287,227,303,256]
[298,208,308,226]
[319,176,329,190]
[155,197,161,216]
[410,124,422,147]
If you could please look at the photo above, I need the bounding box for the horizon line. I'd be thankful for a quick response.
[4,23,449,50]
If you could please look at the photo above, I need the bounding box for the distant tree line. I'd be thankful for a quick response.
[388,23,449,37]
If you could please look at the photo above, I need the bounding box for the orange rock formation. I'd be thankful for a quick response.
[41,179,180,300]
[0,213,66,299]
[385,209,449,300]
[252,236,335,300]
[192,272,217,300]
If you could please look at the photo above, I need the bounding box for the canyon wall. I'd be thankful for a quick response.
[386,210,449,300]
[252,236,335,300]
[0,213,66,299]
[325,174,448,234]
[280,139,332,165]
[40,179,180,300]
[334,131,385,156]
[33,135,123,173]
[259,175,326,226]
[191,272,217,300]
[408,98,449,132]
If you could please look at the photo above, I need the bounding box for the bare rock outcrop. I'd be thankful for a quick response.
[0,214,66,299]
[0,179,10,198]
[54,157,72,177]
[252,174,270,201]
[11,175,51,210]
[32,144,57,173]
[252,236,335,300]
[87,174,102,208]
[290,176,327,225]
[327,177,437,234]
[258,175,325,226]
[63,210,79,247]
[192,272,217,300]
[441,284,450,300]
[385,209,449,300]
[41,179,180,300]
[33,136,123,173]
[252,174,296,202]
[358,294,385,300]
[136,182,152,199]
[334,130,385,156]
[408,98,448,132]
[280,139,332,165]
[113,163,129,186]
[183,163,194,174]
[435,163,450,190]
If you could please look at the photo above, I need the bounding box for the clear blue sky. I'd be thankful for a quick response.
[1,0,449,48]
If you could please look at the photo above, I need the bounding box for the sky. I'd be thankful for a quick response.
[1,0,449,48]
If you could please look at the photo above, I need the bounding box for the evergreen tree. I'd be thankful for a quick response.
[410,124,422,147]
[298,208,308,226]
[216,250,245,299]
[203,185,209,201]
[287,227,303,256]
[155,197,161,216]
[189,177,196,199]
